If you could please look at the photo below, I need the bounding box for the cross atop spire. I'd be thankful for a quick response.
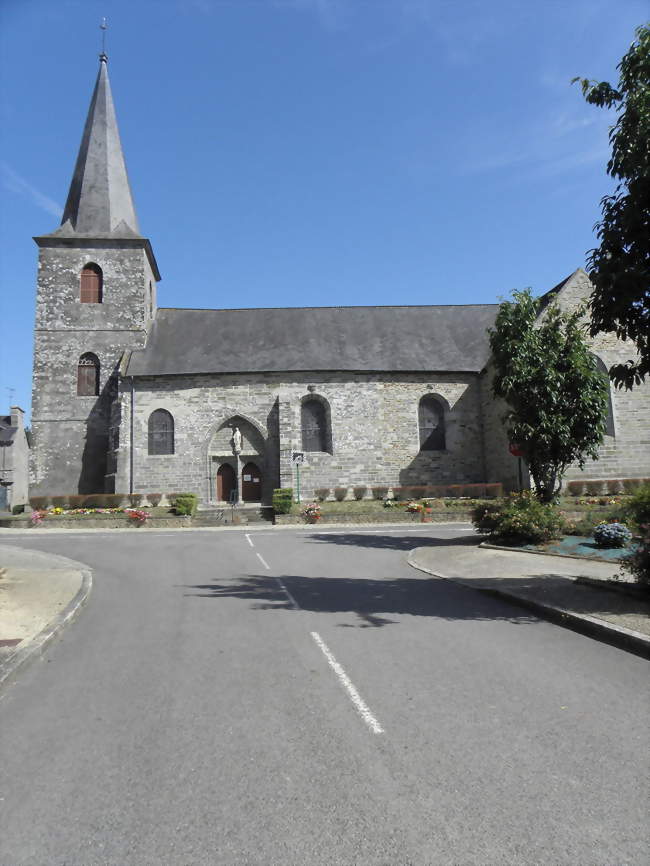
[100,17,108,59]
[52,53,141,238]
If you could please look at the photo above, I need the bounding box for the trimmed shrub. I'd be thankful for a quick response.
[447,485,463,498]
[622,478,643,493]
[129,494,143,507]
[472,492,563,544]
[353,486,367,501]
[585,480,604,496]
[272,488,293,514]
[314,487,330,502]
[148,493,162,507]
[174,493,198,516]
[593,522,632,549]
[566,480,585,496]
[484,483,503,499]
[84,494,111,508]
[372,486,388,500]
[622,483,650,533]
[606,479,622,495]
[333,486,348,502]
[51,495,69,508]
[620,526,650,590]
[29,496,49,511]
[12,504,25,515]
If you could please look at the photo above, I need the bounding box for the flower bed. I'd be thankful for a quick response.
[30,506,151,526]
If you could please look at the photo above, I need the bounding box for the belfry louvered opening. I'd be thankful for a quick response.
[77,353,100,396]
[80,263,103,303]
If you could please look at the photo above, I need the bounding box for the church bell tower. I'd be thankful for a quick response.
[31,53,160,495]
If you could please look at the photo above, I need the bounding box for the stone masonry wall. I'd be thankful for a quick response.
[31,241,156,495]
[480,269,650,489]
[553,270,650,482]
[117,371,487,503]
[479,364,524,492]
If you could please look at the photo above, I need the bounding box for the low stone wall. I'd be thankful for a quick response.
[0,509,473,530]
[0,515,195,530]
[275,510,473,526]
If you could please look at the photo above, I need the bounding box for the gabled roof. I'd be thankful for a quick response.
[45,54,141,238]
[126,303,500,376]
[0,426,18,444]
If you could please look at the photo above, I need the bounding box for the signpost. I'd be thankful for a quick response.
[292,452,305,502]
[509,443,525,491]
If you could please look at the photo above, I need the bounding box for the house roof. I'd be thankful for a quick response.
[126,303,500,376]
[0,426,17,444]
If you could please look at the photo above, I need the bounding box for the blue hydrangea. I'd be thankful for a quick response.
[593,522,632,548]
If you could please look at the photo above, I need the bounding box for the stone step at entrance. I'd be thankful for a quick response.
[192,505,274,527]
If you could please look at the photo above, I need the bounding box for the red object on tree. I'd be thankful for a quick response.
[509,443,525,457]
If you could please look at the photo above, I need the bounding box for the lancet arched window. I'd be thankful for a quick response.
[80,263,103,303]
[148,409,175,455]
[418,396,446,451]
[77,353,100,396]
[592,355,615,437]
[301,398,330,453]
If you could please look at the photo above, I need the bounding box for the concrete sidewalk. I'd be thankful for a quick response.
[0,545,92,688]
[408,536,649,658]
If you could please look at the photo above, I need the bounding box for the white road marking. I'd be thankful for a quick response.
[245,533,254,547]
[275,577,300,610]
[249,541,299,608]
[310,631,384,735]
[256,552,271,570]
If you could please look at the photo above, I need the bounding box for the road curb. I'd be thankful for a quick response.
[407,550,650,660]
[0,566,93,691]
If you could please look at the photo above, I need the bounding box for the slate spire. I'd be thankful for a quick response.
[58,53,141,237]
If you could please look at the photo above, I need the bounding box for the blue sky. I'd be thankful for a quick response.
[0,0,646,421]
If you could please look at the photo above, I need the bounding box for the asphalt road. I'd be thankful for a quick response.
[0,525,648,865]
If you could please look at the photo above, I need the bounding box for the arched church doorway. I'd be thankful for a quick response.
[241,462,262,502]
[216,463,236,502]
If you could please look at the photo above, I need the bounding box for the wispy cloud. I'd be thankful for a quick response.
[460,96,613,181]
[1,162,62,218]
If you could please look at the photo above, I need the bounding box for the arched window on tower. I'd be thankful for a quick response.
[80,263,103,303]
[77,353,100,396]
[148,409,175,455]
[592,355,615,437]
[301,398,330,453]
[418,396,446,451]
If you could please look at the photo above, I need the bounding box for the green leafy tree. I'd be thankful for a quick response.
[489,290,609,503]
[574,24,650,389]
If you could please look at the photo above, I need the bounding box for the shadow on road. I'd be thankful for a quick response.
[304,532,480,552]
[182,572,541,628]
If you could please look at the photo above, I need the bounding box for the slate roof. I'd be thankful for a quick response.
[44,55,141,239]
[0,426,17,444]
[126,304,500,376]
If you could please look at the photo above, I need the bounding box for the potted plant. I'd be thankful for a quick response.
[302,502,322,524]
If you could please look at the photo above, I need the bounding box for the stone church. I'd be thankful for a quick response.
[30,56,650,505]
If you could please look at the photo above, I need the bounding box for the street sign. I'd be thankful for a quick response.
[509,443,525,457]
[292,452,305,465]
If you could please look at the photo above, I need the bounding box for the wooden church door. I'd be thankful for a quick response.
[216,463,236,502]
[241,462,262,502]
